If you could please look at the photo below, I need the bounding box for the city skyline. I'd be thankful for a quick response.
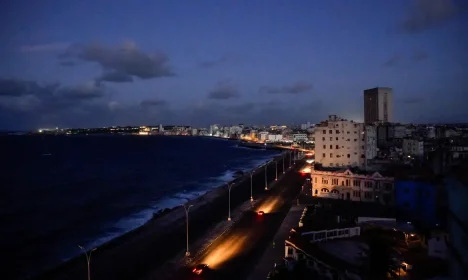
[1,0,467,130]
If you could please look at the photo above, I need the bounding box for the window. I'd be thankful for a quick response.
[322,153,326,158]
[347,154,350,158]
[288,247,293,255]
[329,130,332,134]
[322,137,325,141]
[341,181,344,186]
[345,179,350,186]
[347,131,350,134]
[330,137,333,141]
[323,145,326,149]
[336,145,339,149]
[332,178,339,185]
[336,137,338,140]
[354,139,357,141]
[361,154,365,158]
[336,130,340,134]
[364,181,372,188]
[353,190,360,197]
[330,145,333,149]
[321,188,329,193]
[315,177,317,183]
[353,180,360,187]
[323,130,326,134]
[322,178,328,184]
[330,153,333,158]
[364,192,372,199]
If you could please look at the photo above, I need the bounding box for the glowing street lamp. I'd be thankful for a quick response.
[264,162,269,190]
[181,204,193,256]
[275,160,278,181]
[78,245,97,280]
[250,171,254,202]
[282,154,285,174]
[227,183,233,221]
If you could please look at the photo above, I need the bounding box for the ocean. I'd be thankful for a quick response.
[0,135,280,279]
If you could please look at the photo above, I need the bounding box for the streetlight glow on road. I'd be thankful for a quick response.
[201,234,249,268]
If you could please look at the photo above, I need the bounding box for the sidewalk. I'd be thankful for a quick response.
[247,204,304,280]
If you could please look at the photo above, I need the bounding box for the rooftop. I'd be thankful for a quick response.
[286,235,365,274]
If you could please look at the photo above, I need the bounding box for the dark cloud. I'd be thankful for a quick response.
[140,99,167,107]
[198,53,239,69]
[259,81,313,94]
[400,0,463,33]
[208,80,240,100]
[383,54,402,67]
[98,71,134,83]
[58,41,174,82]
[0,78,40,96]
[411,51,429,61]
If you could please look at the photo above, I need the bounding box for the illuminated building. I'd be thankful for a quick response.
[310,167,394,205]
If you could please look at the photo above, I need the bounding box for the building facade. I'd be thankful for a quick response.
[315,115,375,168]
[402,139,424,157]
[364,87,393,124]
[292,133,308,143]
[311,168,394,205]
[444,165,468,280]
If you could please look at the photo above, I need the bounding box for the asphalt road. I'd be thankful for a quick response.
[164,163,304,280]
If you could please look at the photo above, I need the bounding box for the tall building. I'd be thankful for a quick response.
[364,87,393,124]
[314,115,376,168]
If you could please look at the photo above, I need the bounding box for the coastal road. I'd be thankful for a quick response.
[35,153,298,280]
[162,164,304,280]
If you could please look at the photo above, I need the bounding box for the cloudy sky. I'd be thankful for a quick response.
[0,0,467,130]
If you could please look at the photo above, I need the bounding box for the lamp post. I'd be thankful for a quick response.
[250,171,254,202]
[275,160,278,181]
[282,154,285,174]
[227,183,233,221]
[264,162,268,190]
[78,245,96,280]
[182,204,193,256]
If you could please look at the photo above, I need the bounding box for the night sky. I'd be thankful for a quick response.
[0,0,467,130]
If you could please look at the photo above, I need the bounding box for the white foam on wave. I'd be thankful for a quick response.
[76,153,280,259]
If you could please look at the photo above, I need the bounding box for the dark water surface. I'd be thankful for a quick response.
[0,135,279,279]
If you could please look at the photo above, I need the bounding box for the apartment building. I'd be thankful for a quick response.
[311,167,394,205]
[402,138,424,157]
[314,115,376,168]
[364,87,393,124]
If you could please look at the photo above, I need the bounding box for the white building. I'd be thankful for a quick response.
[258,131,269,142]
[310,168,394,205]
[315,115,374,168]
[191,128,198,136]
[426,126,436,139]
[301,122,311,130]
[209,124,219,136]
[402,139,424,157]
[363,87,393,124]
[158,124,164,132]
[292,133,308,143]
[267,134,283,142]
[365,126,377,161]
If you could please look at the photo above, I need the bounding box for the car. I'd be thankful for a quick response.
[192,264,209,275]
[257,210,265,216]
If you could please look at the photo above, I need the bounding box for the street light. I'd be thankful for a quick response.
[250,171,254,202]
[282,154,285,174]
[181,204,193,256]
[264,162,269,190]
[275,160,278,181]
[227,183,233,221]
[78,245,96,280]
[289,150,292,168]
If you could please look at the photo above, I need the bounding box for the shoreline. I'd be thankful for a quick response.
[31,151,291,280]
